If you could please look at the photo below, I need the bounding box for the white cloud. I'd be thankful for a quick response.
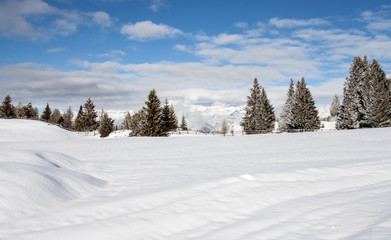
[89,11,112,28]
[269,17,329,28]
[0,0,113,40]
[120,21,183,41]
[149,0,166,12]
[234,22,248,29]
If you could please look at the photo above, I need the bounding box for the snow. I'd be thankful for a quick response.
[1,119,391,239]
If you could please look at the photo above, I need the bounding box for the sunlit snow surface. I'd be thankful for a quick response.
[1,119,391,239]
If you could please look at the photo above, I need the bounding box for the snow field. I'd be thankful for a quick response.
[1,119,391,239]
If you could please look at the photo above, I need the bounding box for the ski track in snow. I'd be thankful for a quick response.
[1,119,391,239]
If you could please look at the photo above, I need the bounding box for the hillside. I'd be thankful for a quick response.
[1,119,391,239]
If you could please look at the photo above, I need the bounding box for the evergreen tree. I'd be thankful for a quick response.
[241,78,275,134]
[83,98,98,131]
[161,99,179,132]
[180,114,188,130]
[16,101,24,118]
[75,105,85,131]
[0,94,16,118]
[336,105,355,129]
[128,109,146,136]
[98,109,114,138]
[168,104,178,130]
[122,112,132,130]
[290,78,320,131]
[142,89,166,136]
[279,79,295,131]
[62,106,74,130]
[23,102,37,119]
[330,94,340,120]
[41,103,52,121]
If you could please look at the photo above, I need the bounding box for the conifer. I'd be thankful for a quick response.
[75,105,85,131]
[62,106,74,130]
[180,114,188,130]
[41,103,52,121]
[99,109,114,138]
[279,79,295,131]
[83,98,98,131]
[330,94,340,119]
[142,89,166,136]
[0,94,16,118]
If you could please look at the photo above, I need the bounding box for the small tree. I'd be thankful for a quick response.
[75,105,85,131]
[23,102,37,119]
[128,109,146,136]
[0,94,16,118]
[122,112,132,130]
[99,109,114,138]
[41,103,52,122]
[221,119,228,136]
[83,98,98,131]
[180,114,188,130]
[330,94,340,120]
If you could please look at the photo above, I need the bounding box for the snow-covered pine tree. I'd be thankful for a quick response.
[241,78,275,134]
[168,104,178,131]
[338,56,369,129]
[162,99,171,133]
[75,105,85,131]
[367,59,391,127]
[98,109,114,138]
[330,94,340,120]
[180,114,188,130]
[128,109,146,136]
[83,98,98,131]
[62,106,74,130]
[291,78,320,131]
[41,103,52,121]
[142,89,166,136]
[279,79,295,132]
[0,94,16,118]
[259,87,276,133]
[336,105,355,129]
[122,112,132,130]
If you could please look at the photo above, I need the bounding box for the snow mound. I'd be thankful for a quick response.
[0,151,106,222]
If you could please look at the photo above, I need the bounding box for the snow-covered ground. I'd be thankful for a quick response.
[1,119,391,239]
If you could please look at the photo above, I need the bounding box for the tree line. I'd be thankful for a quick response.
[1,55,390,137]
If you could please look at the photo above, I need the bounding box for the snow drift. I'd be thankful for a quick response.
[1,119,391,239]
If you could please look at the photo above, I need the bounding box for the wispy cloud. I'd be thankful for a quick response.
[269,17,330,28]
[46,48,66,53]
[149,0,166,12]
[120,21,183,41]
[0,0,113,40]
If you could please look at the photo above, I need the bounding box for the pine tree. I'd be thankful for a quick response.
[336,105,355,129]
[16,102,24,118]
[259,87,276,132]
[49,109,62,124]
[241,78,275,134]
[75,105,85,131]
[142,89,166,136]
[41,103,52,122]
[168,104,178,131]
[180,114,188,130]
[23,102,37,119]
[83,98,98,131]
[128,109,146,136]
[0,94,16,118]
[330,94,340,120]
[62,106,74,130]
[98,109,114,138]
[290,78,320,131]
[279,79,295,131]
[162,99,171,133]
[122,112,132,130]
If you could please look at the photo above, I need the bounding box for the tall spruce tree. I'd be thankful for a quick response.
[279,79,295,131]
[290,78,320,131]
[330,94,340,120]
[161,99,178,132]
[75,105,85,131]
[168,104,178,130]
[1,94,16,118]
[41,103,52,121]
[83,98,98,131]
[241,78,275,134]
[98,109,114,138]
[142,89,166,136]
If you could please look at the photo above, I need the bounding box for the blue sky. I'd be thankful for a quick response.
[1,0,391,112]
